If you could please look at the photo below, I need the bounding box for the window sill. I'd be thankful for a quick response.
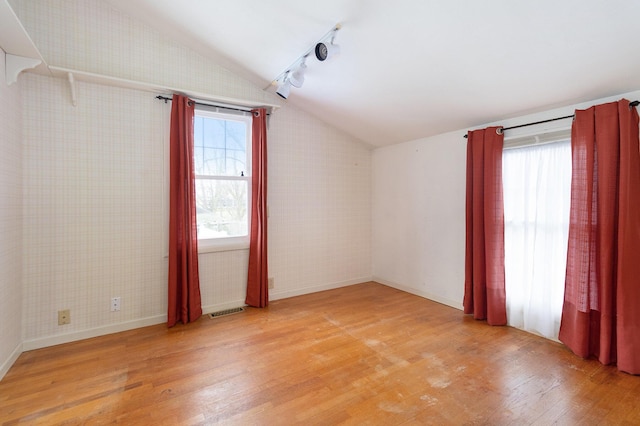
[197,241,250,254]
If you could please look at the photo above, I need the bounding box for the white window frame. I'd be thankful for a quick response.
[194,107,252,253]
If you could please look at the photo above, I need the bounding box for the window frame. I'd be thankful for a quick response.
[193,107,252,253]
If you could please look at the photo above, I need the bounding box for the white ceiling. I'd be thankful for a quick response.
[104,0,640,147]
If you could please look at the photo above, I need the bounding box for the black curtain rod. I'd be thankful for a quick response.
[155,95,269,115]
[464,100,640,138]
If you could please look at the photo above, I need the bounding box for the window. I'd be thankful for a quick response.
[193,108,252,250]
[502,136,572,339]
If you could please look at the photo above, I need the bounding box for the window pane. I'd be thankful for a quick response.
[194,116,205,174]
[225,120,247,150]
[202,148,225,175]
[227,149,246,176]
[195,115,247,176]
[194,116,204,144]
[195,179,248,239]
[203,117,226,149]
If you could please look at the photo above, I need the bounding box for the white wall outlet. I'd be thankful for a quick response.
[268,277,274,289]
[111,297,121,312]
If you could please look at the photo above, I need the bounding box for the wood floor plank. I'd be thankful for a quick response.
[1,282,639,425]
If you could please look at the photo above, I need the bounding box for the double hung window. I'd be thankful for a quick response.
[193,109,252,250]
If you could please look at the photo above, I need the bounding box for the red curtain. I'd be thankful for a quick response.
[464,127,507,325]
[167,94,202,327]
[245,108,269,308]
[559,99,640,374]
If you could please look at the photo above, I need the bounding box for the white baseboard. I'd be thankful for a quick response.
[18,280,367,353]
[19,277,454,354]
[0,342,23,381]
[22,314,167,351]
[20,302,252,353]
[269,276,373,301]
[373,277,463,311]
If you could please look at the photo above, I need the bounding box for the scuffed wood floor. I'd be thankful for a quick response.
[1,282,639,425]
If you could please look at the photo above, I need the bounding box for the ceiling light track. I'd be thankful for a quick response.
[267,23,342,99]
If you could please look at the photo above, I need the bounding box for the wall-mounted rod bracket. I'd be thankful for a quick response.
[5,53,41,85]
[66,72,77,106]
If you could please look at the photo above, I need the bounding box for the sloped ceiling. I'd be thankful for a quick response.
[103,0,640,146]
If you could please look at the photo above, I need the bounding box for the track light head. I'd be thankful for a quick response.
[315,26,341,62]
[276,78,291,99]
[315,41,340,62]
[289,61,307,88]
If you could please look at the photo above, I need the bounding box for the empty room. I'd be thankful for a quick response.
[1,0,639,424]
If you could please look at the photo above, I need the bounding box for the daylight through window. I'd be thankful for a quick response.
[502,138,571,340]
[193,109,252,247]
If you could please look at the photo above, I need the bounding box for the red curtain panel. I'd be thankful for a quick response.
[167,94,202,327]
[464,127,507,325]
[559,99,640,374]
[245,108,269,308]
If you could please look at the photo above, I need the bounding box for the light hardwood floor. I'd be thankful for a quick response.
[1,282,639,425]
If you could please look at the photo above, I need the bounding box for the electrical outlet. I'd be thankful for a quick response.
[111,297,121,312]
[268,278,274,289]
[58,309,70,325]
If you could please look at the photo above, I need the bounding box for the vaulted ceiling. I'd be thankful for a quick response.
[103,0,640,146]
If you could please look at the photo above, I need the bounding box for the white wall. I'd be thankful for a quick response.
[372,130,466,308]
[0,50,24,379]
[372,89,640,310]
[15,0,372,350]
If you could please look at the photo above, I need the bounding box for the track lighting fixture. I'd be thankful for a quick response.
[267,23,342,99]
[289,60,307,88]
[315,30,340,62]
[276,73,291,99]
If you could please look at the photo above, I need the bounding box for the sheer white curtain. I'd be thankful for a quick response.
[503,139,571,340]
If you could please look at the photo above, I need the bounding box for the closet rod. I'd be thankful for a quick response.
[464,100,640,138]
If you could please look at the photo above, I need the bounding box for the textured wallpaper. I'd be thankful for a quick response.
[22,75,168,341]
[0,51,24,375]
[16,0,274,105]
[16,0,372,347]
